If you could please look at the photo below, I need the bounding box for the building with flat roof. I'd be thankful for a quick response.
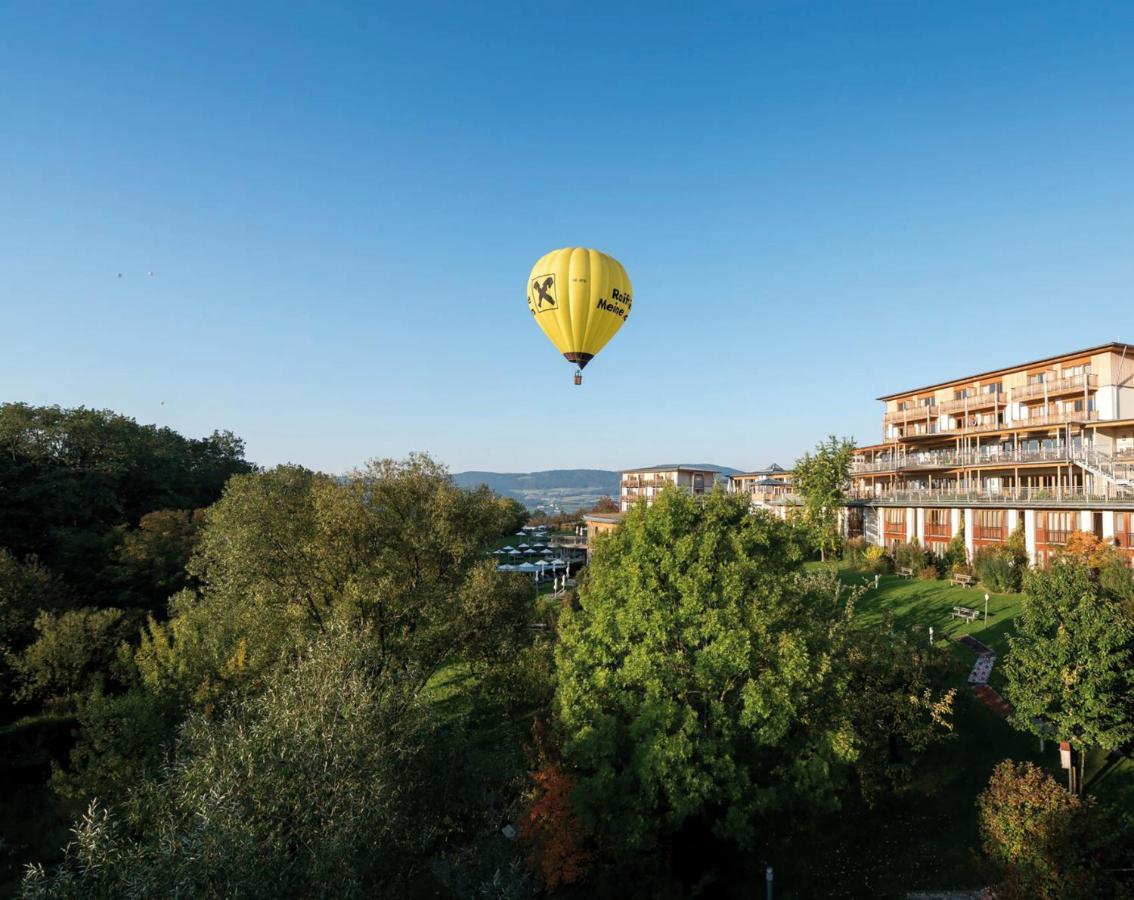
[619,464,724,512]
[849,342,1134,565]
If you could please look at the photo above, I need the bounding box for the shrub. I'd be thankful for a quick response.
[917,564,939,581]
[843,536,868,567]
[894,539,927,573]
[973,547,1020,593]
[864,545,892,574]
[944,524,967,571]
[977,760,1110,899]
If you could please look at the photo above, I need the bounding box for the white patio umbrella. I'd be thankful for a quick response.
[492,549,505,555]
[501,545,515,552]
[497,564,514,571]
[523,548,537,556]
[540,548,553,556]
[517,543,530,549]
[548,557,566,566]
[515,531,526,536]
[509,549,522,557]
[516,562,539,573]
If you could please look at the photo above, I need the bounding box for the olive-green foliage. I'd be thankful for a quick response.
[135,455,535,709]
[10,608,135,705]
[0,550,73,699]
[864,543,893,574]
[1004,558,1134,764]
[977,760,1127,899]
[555,489,954,859]
[893,539,926,573]
[973,547,1016,593]
[50,686,182,814]
[102,509,206,612]
[60,455,537,809]
[22,624,472,899]
[843,536,868,567]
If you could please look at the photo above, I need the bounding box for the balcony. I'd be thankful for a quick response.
[938,392,1001,415]
[1013,373,1097,402]
[884,406,935,424]
[851,442,1115,476]
[849,483,1134,507]
[934,409,1098,435]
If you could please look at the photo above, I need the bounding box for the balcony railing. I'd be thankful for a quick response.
[1013,373,1097,402]
[852,443,1089,474]
[935,409,1098,434]
[849,484,1133,506]
[884,406,936,424]
[939,393,1001,415]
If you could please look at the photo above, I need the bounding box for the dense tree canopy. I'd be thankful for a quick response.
[23,625,461,899]
[555,488,954,864]
[0,403,251,590]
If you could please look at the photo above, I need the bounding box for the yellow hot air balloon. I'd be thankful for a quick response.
[526,247,632,384]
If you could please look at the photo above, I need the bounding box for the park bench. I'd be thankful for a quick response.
[896,566,914,579]
[951,605,980,622]
[950,573,974,588]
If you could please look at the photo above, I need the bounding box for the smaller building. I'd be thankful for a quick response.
[727,463,796,519]
[582,511,624,559]
[619,464,723,512]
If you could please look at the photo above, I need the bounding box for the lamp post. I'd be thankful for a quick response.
[984,592,989,623]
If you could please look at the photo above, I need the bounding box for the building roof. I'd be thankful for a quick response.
[731,463,791,478]
[876,342,1134,402]
[583,512,624,524]
[618,464,728,474]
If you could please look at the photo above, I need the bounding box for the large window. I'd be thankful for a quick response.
[1041,511,1075,545]
[976,509,1005,541]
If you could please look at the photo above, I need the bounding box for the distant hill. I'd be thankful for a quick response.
[452,469,619,513]
[452,465,740,513]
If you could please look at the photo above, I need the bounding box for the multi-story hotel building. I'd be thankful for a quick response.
[619,464,723,512]
[728,464,796,518]
[850,343,1134,565]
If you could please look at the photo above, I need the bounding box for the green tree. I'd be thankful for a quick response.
[103,509,205,611]
[554,488,953,862]
[0,403,251,593]
[0,550,72,653]
[792,435,855,561]
[23,624,474,899]
[10,608,135,705]
[1003,558,1134,791]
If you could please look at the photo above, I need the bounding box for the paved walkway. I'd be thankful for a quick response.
[957,633,1013,717]
[972,684,1013,718]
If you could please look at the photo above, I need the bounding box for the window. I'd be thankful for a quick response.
[1042,511,1074,545]
[976,509,1004,540]
[983,382,1003,395]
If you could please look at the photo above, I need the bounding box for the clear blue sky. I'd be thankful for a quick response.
[3,2,1133,474]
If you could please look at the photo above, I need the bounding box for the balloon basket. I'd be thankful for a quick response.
[574,370,583,386]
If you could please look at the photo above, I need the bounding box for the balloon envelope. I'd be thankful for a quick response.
[527,247,632,371]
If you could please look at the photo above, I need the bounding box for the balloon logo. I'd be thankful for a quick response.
[526,247,632,385]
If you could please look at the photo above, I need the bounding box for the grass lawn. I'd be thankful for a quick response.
[766,564,1133,898]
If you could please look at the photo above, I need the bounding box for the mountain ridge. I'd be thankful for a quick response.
[451,466,741,512]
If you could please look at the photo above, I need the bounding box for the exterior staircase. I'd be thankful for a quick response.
[1071,447,1134,499]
